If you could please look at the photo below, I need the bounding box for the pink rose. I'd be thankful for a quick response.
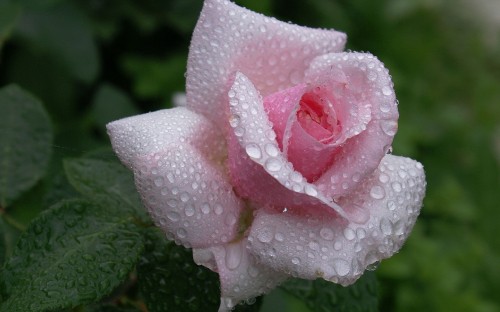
[107,0,426,310]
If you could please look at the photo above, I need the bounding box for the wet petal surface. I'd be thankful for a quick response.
[248,155,426,285]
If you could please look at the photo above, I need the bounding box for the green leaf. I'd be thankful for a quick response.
[63,158,150,223]
[0,217,22,270]
[0,84,53,208]
[0,219,5,267]
[122,54,186,104]
[0,1,21,51]
[90,84,139,133]
[137,229,220,312]
[0,199,144,312]
[83,303,141,312]
[281,272,379,312]
[15,2,99,83]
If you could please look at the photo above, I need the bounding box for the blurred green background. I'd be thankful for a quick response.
[1,0,499,311]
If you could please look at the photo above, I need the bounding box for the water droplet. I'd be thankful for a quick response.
[304,184,318,196]
[367,71,377,81]
[391,181,402,192]
[185,205,195,217]
[292,257,301,265]
[320,228,334,240]
[257,227,274,243]
[265,158,282,172]
[382,86,392,96]
[370,185,385,200]
[201,203,210,214]
[229,115,240,128]
[275,233,284,242]
[264,143,279,157]
[177,228,187,238]
[387,200,396,211]
[378,173,389,184]
[180,192,190,202]
[380,120,398,136]
[380,218,393,235]
[214,204,224,215]
[154,177,164,187]
[166,211,180,222]
[343,227,356,240]
[245,143,262,159]
[308,241,319,250]
[334,241,343,250]
[332,258,350,277]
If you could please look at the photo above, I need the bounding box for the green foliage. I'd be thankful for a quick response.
[0,1,21,51]
[0,199,144,312]
[0,84,53,208]
[137,228,220,312]
[122,54,187,105]
[281,272,378,312]
[90,84,140,134]
[15,2,99,83]
[63,158,150,223]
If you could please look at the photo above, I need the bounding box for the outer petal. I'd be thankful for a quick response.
[193,239,288,312]
[305,53,399,198]
[227,72,354,220]
[247,155,426,285]
[107,108,244,248]
[186,0,346,125]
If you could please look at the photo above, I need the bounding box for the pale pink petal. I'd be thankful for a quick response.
[193,239,288,312]
[305,53,399,198]
[107,108,244,248]
[107,107,225,169]
[247,155,425,285]
[186,0,346,125]
[263,85,341,180]
[227,72,354,220]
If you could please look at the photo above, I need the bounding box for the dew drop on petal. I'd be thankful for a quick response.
[305,184,318,196]
[391,181,402,192]
[380,120,398,136]
[153,177,164,187]
[320,227,334,240]
[166,211,180,222]
[382,86,392,96]
[245,143,262,159]
[177,228,187,238]
[214,204,224,215]
[334,241,342,250]
[332,258,350,277]
[378,173,390,184]
[264,143,279,157]
[265,158,282,172]
[343,227,356,241]
[257,227,274,243]
[380,218,393,235]
[370,185,385,200]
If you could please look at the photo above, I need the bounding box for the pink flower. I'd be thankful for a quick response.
[107,0,426,310]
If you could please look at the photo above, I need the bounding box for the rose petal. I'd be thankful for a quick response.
[186,0,346,125]
[107,108,244,248]
[107,107,225,169]
[193,239,288,311]
[247,154,425,285]
[305,53,399,198]
[227,72,352,220]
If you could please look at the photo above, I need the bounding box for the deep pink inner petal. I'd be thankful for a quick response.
[297,88,342,144]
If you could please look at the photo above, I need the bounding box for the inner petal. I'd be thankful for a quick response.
[297,88,341,143]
